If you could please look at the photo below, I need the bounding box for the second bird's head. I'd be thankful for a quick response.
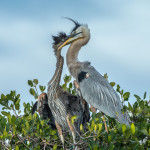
[52,18,90,52]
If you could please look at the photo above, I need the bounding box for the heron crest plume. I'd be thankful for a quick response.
[64,17,89,35]
[63,17,81,32]
[52,32,67,45]
[52,32,68,55]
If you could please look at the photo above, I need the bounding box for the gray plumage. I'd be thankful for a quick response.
[79,64,129,125]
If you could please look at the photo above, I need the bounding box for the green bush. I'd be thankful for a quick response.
[0,75,150,149]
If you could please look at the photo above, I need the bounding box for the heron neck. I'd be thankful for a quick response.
[66,37,90,78]
[48,52,64,89]
[66,42,80,66]
[66,35,90,68]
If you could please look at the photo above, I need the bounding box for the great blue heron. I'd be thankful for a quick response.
[31,93,56,129]
[58,18,130,126]
[47,32,90,148]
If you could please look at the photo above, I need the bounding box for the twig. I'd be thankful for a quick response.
[44,142,47,150]
[34,85,39,96]
[17,135,30,149]
[12,106,18,117]
[102,113,108,133]
[1,142,9,150]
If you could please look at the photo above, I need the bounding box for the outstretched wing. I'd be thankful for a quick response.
[79,64,129,125]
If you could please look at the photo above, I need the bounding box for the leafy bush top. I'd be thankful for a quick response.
[0,74,150,150]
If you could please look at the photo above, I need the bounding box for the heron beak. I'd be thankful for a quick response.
[58,32,83,50]
[58,37,73,50]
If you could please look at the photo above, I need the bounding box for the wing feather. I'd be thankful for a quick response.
[79,64,130,125]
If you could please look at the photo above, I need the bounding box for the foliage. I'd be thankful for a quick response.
[0,75,150,149]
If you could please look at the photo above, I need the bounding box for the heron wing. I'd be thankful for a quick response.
[31,102,38,115]
[79,64,129,125]
[62,91,85,132]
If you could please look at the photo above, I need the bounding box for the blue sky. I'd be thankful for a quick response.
[0,0,150,111]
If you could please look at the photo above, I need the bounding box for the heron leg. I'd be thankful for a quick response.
[67,115,76,147]
[55,121,64,148]
[102,112,108,133]
[73,80,86,107]
[90,105,97,113]
[73,80,79,89]
[37,93,47,113]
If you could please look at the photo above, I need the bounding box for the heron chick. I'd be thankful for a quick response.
[47,32,90,149]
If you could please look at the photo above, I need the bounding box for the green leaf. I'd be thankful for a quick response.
[41,120,44,126]
[50,130,57,135]
[29,88,36,96]
[143,92,146,99]
[116,84,120,92]
[108,135,111,142]
[94,124,97,132]
[1,111,8,116]
[6,123,10,132]
[122,124,126,133]
[80,124,83,131]
[98,123,102,132]
[15,145,19,150]
[39,85,46,92]
[109,143,115,150]
[15,100,20,110]
[110,82,115,87]
[33,79,38,85]
[22,128,27,135]
[25,121,29,130]
[26,116,33,121]
[3,130,7,138]
[62,84,67,90]
[134,94,141,100]
[33,113,37,119]
[71,115,77,124]
[104,73,108,80]
[11,115,16,124]
[53,143,57,150]
[123,92,130,99]
[23,102,26,107]
[1,94,5,100]
[11,91,16,97]
[141,129,149,136]
[26,103,31,111]
[128,102,133,112]
[7,113,11,124]
[15,99,20,105]
[69,83,72,89]
[18,110,21,114]
[131,123,135,135]
[28,80,33,87]
[64,75,71,83]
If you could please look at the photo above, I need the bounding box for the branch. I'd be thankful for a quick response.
[1,142,9,150]
[17,135,30,149]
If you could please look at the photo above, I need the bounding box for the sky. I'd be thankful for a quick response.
[0,0,150,111]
